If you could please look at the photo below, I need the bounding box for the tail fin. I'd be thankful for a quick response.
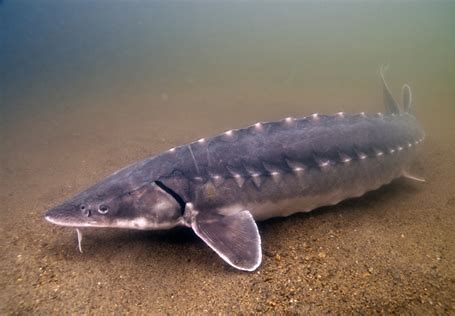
[380,65,400,115]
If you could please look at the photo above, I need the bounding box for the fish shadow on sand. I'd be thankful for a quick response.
[51,225,219,270]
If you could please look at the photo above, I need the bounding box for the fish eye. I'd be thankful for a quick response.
[98,204,109,214]
[80,204,86,211]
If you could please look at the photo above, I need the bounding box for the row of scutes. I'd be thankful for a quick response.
[168,111,414,153]
[164,112,423,189]
[179,137,424,189]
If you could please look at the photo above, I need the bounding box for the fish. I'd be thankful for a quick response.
[44,68,425,271]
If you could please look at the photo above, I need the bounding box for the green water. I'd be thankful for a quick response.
[2,1,454,192]
[2,1,454,121]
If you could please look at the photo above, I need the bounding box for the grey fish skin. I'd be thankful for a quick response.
[44,71,425,271]
[163,111,424,217]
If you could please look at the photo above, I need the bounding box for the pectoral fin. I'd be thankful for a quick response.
[191,210,262,271]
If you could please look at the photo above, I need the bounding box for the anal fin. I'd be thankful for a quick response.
[191,209,262,271]
[403,171,426,183]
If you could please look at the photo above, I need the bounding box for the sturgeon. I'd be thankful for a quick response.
[45,70,425,271]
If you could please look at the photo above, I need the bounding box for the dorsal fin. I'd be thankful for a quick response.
[402,84,412,113]
[380,65,400,114]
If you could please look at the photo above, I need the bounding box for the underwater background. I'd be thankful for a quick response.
[1,1,454,313]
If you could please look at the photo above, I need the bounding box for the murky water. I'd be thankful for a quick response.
[2,1,455,314]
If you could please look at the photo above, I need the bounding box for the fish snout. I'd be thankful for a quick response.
[44,206,65,225]
[44,203,83,227]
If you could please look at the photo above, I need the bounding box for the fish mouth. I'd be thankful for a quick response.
[44,214,97,227]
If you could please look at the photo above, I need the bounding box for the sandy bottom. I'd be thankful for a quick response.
[1,90,454,314]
